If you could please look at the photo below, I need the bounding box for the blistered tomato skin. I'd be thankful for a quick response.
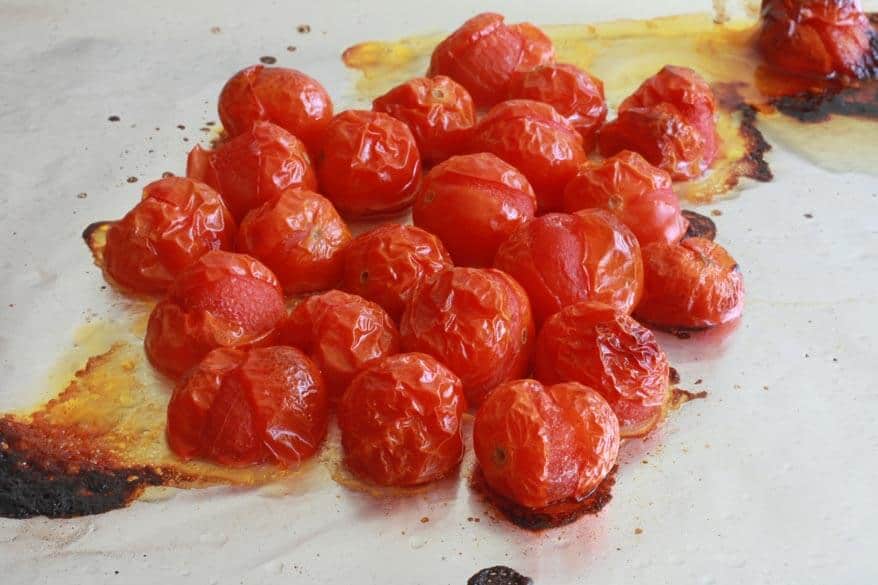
[372,76,476,165]
[341,224,452,321]
[400,267,535,407]
[167,346,328,467]
[562,150,689,246]
[635,237,744,330]
[509,22,556,71]
[473,379,619,509]
[316,110,421,219]
[534,301,670,437]
[412,153,537,267]
[236,189,351,295]
[103,177,236,295]
[338,353,466,486]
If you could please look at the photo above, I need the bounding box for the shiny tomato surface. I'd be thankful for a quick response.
[473,379,619,509]
[167,346,328,466]
[412,153,536,267]
[236,189,351,295]
[103,176,236,295]
[400,267,534,406]
[509,22,556,71]
[534,301,670,437]
[338,352,466,486]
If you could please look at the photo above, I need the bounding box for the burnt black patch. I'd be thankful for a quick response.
[736,104,774,182]
[681,210,717,241]
[468,566,533,585]
[772,79,878,123]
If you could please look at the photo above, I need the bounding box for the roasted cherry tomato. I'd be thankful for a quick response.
[473,379,619,509]
[412,153,536,267]
[217,65,333,153]
[468,99,585,212]
[562,150,689,246]
[103,176,236,295]
[338,352,466,486]
[145,250,286,378]
[236,189,351,295]
[509,22,556,71]
[278,290,399,399]
[372,75,476,165]
[316,110,421,218]
[341,224,452,321]
[534,301,670,438]
[400,267,534,406]
[493,210,643,325]
[187,121,317,221]
[635,237,744,330]
[167,346,328,466]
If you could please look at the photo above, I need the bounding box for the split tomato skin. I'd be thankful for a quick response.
[412,153,537,267]
[103,176,236,295]
[338,352,466,486]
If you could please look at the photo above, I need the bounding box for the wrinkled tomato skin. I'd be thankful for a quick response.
[278,290,400,399]
[338,352,466,486]
[145,250,286,378]
[167,346,328,467]
[493,210,643,325]
[316,110,421,219]
[509,22,556,71]
[217,65,333,153]
[186,121,317,221]
[635,237,744,330]
[468,100,585,213]
[372,75,476,165]
[400,267,535,407]
[341,224,452,321]
[103,177,236,295]
[534,301,670,437]
[473,379,619,509]
[561,150,689,246]
[412,153,537,267]
[236,189,351,295]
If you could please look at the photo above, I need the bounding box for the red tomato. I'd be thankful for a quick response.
[468,99,585,212]
[167,346,328,466]
[412,153,536,267]
[493,210,643,325]
[217,65,333,153]
[562,150,689,246]
[400,267,534,406]
[338,352,466,486]
[187,121,317,221]
[236,189,351,295]
[372,75,476,165]
[103,177,236,295]
[341,224,452,321]
[635,237,744,330]
[316,110,421,219]
[509,22,556,71]
[145,250,286,378]
[473,379,619,509]
[534,301,670,438]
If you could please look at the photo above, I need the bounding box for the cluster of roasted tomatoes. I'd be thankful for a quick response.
[101,12,747,513]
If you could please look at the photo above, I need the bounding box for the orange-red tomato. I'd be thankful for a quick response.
[167,346,328,466]
[412,153,536,267]
[473,379,619,509]
[635,237,744,330]
[145,250,286,378]
[217,65,333,153]
[278,290,399,399]
[316,110,421,219]
[400,267,534,406]
[341,224,452,321]
[509,22,556,71]
[236,189,351,295]
[187,121,316,221]
[468,99,585,212]
[103,177,236,295]
[338,352,466,486]
[493,210,643,325]
[534,301,670,438]
[372,75,476,165]
[562,150,689,246]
